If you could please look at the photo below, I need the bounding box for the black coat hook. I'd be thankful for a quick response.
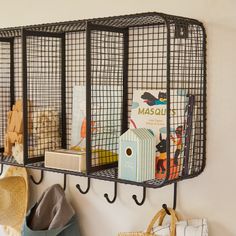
[132,186,146,206]
[162,182,178,214]
[0,163,3,175]
[104,181,118,204]
[30,170,44,185]
[162,203,171,215]
[63,174,67,191]
[76,177,91,194]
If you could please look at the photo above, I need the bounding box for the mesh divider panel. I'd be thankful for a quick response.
[0,41,11,149]
[65,31,86,148]
[26,35,63,159]
[89,29,124,169]
[127,25,167,182]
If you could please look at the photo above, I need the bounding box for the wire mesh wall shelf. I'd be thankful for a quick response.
[0,12,206,189]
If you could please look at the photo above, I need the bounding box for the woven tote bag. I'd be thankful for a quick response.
[118,208,177,236]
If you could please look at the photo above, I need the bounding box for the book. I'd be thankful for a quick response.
[186,97,197,175]
[71,86,87,150]
[70,85,123,153]
[130,89,188,180]
[45,149,86,172]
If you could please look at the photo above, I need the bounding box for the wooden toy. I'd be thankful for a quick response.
[30,108,61,156]
[118,128,156,182]
[4,100,24,156]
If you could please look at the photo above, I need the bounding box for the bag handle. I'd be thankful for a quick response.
[146,208,177,236]
[159,208,180,226]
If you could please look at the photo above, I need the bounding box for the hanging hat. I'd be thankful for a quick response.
[0,166,29,235]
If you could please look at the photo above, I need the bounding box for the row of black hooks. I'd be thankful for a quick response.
[75,179,148,206]
[30,170,147,206]
[0,163,177,208]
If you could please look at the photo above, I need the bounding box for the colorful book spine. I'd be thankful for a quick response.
[182,95,195,176]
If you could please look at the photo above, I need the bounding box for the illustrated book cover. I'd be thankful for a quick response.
[130,89,189,180]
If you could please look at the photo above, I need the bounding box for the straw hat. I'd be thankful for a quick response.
[0,166,29,235]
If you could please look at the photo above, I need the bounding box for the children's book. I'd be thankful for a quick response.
[71,86,87,149]
[70,85,123,153]
[130,89,188,180]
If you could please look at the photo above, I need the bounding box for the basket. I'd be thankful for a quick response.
[118,208,177,236]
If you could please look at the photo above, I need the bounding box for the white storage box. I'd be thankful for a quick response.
[45,149,86,172]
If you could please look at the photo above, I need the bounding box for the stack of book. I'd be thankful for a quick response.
[129,89,195,180]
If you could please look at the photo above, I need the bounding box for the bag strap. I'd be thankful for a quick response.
[146,208,177,236]
[159,208,179,226]
[146,209,165,233]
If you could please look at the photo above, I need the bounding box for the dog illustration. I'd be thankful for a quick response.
[141,91,167,106]
[156,133,167,174]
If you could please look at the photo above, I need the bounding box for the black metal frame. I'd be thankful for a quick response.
[0,12,206,190]
[0,37,14,153]
[22,29,66,164]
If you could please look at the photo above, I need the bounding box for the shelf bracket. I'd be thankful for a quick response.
[0,163,3,175]
[162,182,178,214]
[132,186,146,206]
[76,177,91,194]
[173,182,177,210]
[63,173,67,191]
[104,181,118,204]
[30,169,44,185]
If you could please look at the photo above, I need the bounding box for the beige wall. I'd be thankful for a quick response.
[0,0,236,235]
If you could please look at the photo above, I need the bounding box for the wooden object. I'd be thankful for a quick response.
[4,100,23,156]
[45,149,86,172]
[118,128,156,182]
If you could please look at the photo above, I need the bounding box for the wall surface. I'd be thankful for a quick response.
[0,0,236,235]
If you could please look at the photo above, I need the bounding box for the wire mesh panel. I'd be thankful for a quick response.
[22,30,66,163]
[86,24,127,172]
[123,24,169,185]
[0,38,14,152]
[127,24,168,121]
[168,22,206,183]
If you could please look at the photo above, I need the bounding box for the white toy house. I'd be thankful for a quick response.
[118,128,156,182]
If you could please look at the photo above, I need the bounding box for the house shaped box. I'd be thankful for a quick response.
[118,128,156,182]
